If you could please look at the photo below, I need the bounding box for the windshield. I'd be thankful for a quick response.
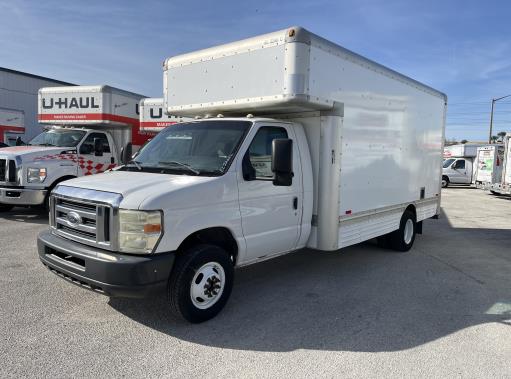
[443,158,455,168]
[126,120,252,175]
[29,129,86,147]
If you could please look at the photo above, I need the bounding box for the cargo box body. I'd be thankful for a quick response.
[38,85,148,147]
[164,27,446,250]
[443,144,481,158]
[139,98,189,134]
[475,145,505,189]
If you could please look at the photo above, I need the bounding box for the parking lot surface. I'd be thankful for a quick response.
[1,187,511,378]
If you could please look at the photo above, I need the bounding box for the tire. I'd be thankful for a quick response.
[388,210,416,252]
[490,190,500,196]
[168,244,234,323]
[0,204,14,212]
[441,176,449,188]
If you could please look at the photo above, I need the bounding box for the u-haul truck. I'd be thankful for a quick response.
[0,85,148,211]
[490,133,511,195]
[38,27,446,323]
[0,108,25,146]
[139,98,188,134]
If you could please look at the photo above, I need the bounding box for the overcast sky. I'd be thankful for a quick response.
[1,0,510,141]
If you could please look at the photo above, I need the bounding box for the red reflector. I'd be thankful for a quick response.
[345,210,352,215]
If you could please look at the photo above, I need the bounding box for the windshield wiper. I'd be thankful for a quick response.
[127,160,143,171]
[158,161,200,175]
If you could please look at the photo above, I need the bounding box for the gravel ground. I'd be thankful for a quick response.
[1,186,511,378]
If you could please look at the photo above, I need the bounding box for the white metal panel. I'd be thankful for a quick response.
[503,136,511,185]
[443,144,481,158]
[476,145,504,184]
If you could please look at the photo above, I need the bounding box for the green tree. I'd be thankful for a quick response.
[497,131,507,142]
[491,135,499,143]
[460,139,468,144]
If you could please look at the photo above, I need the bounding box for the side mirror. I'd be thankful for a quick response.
[272,139,293,186]
[94,138,104,157]
[121,143,133,164]
[15,136,23,146]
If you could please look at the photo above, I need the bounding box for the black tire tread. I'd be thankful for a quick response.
[167,244,233,323]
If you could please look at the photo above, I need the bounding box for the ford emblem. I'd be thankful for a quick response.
[67,211,82,225]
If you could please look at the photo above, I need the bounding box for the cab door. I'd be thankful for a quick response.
[77,132,115,175]
[450,159,469,183]
[236,123,303,264]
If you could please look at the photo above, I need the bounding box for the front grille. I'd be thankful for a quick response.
[7,160,16,182]
[0,159,5,182]
[53,196,112,248]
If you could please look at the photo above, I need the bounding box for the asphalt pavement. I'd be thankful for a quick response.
[1,187,511,378]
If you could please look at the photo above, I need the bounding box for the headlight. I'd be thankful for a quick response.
[119,210,163,254]
[27,167,47,183]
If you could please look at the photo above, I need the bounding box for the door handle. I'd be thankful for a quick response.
[293,197,298,210]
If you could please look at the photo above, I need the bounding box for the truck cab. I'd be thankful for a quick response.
[442,157,473,187]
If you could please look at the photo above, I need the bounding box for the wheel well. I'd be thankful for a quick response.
[442,175,449,182]
[405,204,416,220]
[178,227,238,265]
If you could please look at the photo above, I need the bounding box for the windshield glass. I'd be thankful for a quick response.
[443,158,455,168]
[130,120,252,175]
[29,129,86,147]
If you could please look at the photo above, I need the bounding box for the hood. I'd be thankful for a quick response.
[57,170,234,210]
[0,146,76,162]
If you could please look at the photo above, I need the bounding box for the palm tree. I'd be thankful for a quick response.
[460,139,468,144]
[491,135,499,143]
[497,131,507,142]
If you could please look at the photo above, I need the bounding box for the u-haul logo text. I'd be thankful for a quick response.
[42,97,100,110]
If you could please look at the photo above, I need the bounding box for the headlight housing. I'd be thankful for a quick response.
[118,210,163,254]
[27,167,47,183]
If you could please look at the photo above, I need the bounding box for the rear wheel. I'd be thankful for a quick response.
[167,244,234,323]
[388,210,416,252]
[490,190,501,196]
[0,204,14,212]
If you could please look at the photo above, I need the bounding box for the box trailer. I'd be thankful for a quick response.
[37,27,447,323]
[0,85,148,211]
[139,98,189,134]
[490,133,511,195]
[0,108,25,145]
[474,144,505,191]
[442,144,486,187]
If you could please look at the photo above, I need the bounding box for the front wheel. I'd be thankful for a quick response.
[168,244,234,323]
[388,210,416,252]
[0,204,14,212]
[441,176,449,188]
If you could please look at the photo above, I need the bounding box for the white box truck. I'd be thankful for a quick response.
[37,27,447,323]
[139,98,188,134]
[474,144,505,191]
[442,144,484,187]
[0,108,25,146]
[490,133,511,195]
[0,85,148,211]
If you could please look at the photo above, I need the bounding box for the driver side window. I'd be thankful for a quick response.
[80,133,111,154]
[454,160,465,169]
[244,126,288,179]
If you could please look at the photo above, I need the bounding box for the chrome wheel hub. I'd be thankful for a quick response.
[190,262,225,309]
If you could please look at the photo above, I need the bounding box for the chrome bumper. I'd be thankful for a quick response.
[0,186,47,206]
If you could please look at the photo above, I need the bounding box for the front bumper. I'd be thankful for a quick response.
[0,186,47,206]
[37,230,175,298]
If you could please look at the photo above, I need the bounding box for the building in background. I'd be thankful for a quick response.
[0,67,73,145]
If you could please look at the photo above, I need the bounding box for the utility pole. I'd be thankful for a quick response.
[489,94,511,143]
